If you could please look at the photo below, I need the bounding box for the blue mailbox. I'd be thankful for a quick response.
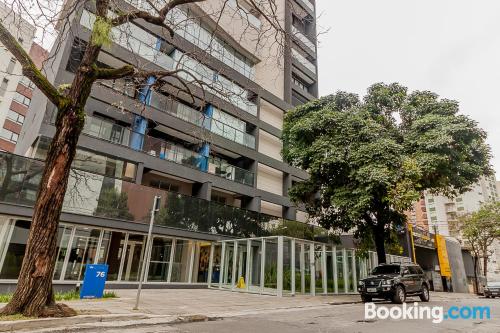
[80,264,109,299]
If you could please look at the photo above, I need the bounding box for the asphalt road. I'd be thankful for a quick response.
[100,295,500,333]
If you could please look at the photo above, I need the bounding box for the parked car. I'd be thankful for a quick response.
[483,281,500,298]
[358,263,430,304]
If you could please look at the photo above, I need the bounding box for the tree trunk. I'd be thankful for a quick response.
[473,255,479,294]
[483,255,488,282]
[0,108,83,317]
[373,225,386,264]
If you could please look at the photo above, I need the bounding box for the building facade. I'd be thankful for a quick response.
[0,0,331,291]
[0,2,43,152]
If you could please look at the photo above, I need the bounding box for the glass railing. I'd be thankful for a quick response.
[0,151,321,239]
[291,26,316,53]
[81,10,174,70]
[48,112,254,186]
[297,0,315,12]
[149,91,205,127]
[208,158,254,186]
[292,49,317,74]
[148,91,256,149]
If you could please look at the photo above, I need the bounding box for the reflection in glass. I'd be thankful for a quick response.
[64,227,101,280]
[147,237,172,281]
[170,240,191,282]
[121,234,145,281]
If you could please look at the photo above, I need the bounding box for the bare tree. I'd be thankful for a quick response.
[0,0,300,317]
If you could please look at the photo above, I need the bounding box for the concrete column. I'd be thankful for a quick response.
[283,206,297,221]
[283,172,293,197]
[135,162,144,185]
[196,181,212,201]
[244,196,261,213]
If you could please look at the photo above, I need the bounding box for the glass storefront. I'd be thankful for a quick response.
[210,237,403,297]
[0,216,411,293]
[0,216,220,285]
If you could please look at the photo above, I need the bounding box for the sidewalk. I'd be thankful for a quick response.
[0,289,362,332]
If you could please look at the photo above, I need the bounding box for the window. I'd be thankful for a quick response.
[13,92,30,106]
[427,198,434,203]
[6,110,25,124]
[0,128,19,143]
[6,57,16,74]
[19,77,35,89]
[457,207,465,211]
[0,78,8,96]
[456,197,463,202]
[429,207,436,212]
[292,75,309,91]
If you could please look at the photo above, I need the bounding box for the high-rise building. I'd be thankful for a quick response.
[0,2,46,152]
[0,0,325,288]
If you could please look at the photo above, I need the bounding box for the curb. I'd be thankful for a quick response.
[0,313,149,332]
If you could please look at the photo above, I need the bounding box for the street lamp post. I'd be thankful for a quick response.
[134,195,161,310]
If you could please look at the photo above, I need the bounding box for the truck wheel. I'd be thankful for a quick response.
[419,284,430,302]
[361,295,372,303]
[392,285,406,304]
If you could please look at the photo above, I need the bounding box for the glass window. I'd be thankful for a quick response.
[0,219,30,279]
[147,237,173,281]
[0,129,18,143]
[64,227,101,280]
[7,110,25,124]
[53,225,74,279]
[121,233,145,281]
[105,231,127,281]
[13,92,31,106]
[371,265,400,275]
[170,239,192,282]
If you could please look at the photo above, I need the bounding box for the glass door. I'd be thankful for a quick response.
[64,227,101,281]
[121,234,145,281]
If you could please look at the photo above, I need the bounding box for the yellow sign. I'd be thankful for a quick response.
[236,276,246,289]
[435,234,452,277]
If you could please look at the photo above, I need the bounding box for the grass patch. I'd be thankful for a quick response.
[0,291,117,303]
[0,314,35,321]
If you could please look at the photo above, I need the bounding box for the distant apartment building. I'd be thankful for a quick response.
[423,175,500,282]
[405,197,429,230]
[0,2,41,152]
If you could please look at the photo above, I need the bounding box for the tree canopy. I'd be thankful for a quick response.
[282,83,492,261]
[453,201,500,279]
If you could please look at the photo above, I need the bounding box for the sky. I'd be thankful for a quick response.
[316,0,500,175]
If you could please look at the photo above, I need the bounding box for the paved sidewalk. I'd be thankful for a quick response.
[68,288,362,317]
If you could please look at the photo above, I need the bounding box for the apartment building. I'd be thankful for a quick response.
[422,175,500,283]
[0,2,43,152]
[0,0,326,290]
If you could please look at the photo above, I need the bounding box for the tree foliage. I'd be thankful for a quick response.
[452,202,500,280]
[282,83,492,262]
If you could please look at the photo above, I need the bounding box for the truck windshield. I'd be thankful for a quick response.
[371,265,400,275]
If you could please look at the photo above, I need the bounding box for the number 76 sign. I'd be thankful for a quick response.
[80,264,109,299]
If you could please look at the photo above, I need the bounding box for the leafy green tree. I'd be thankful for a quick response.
[452,202,500,290]
[282,83,491,263]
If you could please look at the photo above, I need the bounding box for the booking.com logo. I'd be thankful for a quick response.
[365,302,491,323]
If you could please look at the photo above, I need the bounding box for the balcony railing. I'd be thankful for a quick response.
[149,91,256,149]
[0,152,320,239]
[292,49,317,74]
[291,26,316,53]
[51,112,255,186]
[81,10,174,71]
[297,0,314,12]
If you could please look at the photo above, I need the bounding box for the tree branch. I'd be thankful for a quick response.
[94,64,136,80]
[111,0,207,37]
[0,21,67,109]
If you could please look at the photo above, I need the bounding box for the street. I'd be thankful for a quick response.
[95,295,500,333]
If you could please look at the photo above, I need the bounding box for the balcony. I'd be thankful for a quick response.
[70,114,255,186]
[0,152,318,239]
[81,10,174,71]
[291,26,316,53]
[292,49,316,74]
[149,91,256,149]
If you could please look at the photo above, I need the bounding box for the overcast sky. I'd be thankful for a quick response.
[316,0,500,175]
